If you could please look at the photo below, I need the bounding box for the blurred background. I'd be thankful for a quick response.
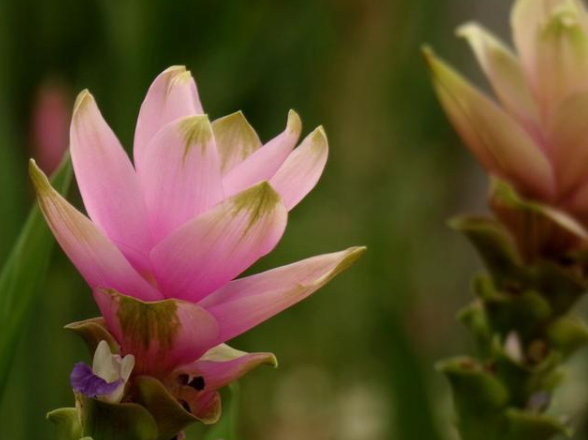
[4,1,586,439]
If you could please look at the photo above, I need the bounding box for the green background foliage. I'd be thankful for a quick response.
[4,1,584,439]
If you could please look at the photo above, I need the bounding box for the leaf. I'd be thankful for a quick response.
[0,154,72,398]
[202,384,240,440]
[81,396,158,440]
[47,407,83,440]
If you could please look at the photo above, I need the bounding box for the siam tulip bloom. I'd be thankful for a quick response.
[31,66,364,428]
[424,0,588,255]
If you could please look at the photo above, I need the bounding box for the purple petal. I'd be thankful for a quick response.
[70,362,122,398]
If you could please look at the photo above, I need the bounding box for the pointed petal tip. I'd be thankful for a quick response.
[73,89,94,115]
[328,246,366,277]
[421,44,435,64]
[28,158,51,194]
[267,353,279,368]
[421,47,447,78]
[345,245,367,263]
[287,109,302,135]
[310,246,366,287]
[171,70,194,86]
[213,110,248,126]
[456,21,482,38]
[225,109,246,120]
[422,45,449,78]
[164,65,188,74]
[311,125,329,146]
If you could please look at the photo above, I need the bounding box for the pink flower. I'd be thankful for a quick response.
[424,0,588,229]
[30,66,364,423]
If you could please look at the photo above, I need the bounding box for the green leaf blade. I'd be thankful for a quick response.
[0,155,72,398]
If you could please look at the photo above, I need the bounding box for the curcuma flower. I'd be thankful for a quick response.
[424,0,588,255]
[32,66,364,435]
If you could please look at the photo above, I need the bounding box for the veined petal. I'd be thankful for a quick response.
[175,344,276,392]
[547,91,588,194]
[70,91,153,274]
[457,22,538,124]
[534,3,588,115]
[201,246,366,343]
[93,289,220,377]
[137,115,224,242]
[150,182,288,302]
[212,111,262,176]
[134,66,203,166]
[29,160,162,301]
[270,126,328,210]
[223,110,301,198]
[423,48,555,199]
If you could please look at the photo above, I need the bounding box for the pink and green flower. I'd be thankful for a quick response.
[33,66,364,435]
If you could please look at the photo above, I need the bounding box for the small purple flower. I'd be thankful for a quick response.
[70,340,135,403]
[70,362,122,398]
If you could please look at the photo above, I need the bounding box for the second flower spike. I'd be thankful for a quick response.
[424,0,588,256]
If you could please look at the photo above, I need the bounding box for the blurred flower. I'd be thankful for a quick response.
[425,0,588,247]
[70,340,135,404]
[30,79,70,174]
[30,66,365,422]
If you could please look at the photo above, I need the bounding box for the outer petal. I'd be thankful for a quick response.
[511,0,576,72]
[534,3,588,115]
[457,22,539,125]
[174,344,276,392]
[212,111,262,176]
[29,160,162,302]
[201,246,366,343]
[93,289,220,377]
[137,115,224,242]
[150,182,288,302]
[134,66,203,166]
[70,91,153,274]
[547,91,588,194]
[223,110,301,198]
[270,126,328,210]
[423,48,555,199]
